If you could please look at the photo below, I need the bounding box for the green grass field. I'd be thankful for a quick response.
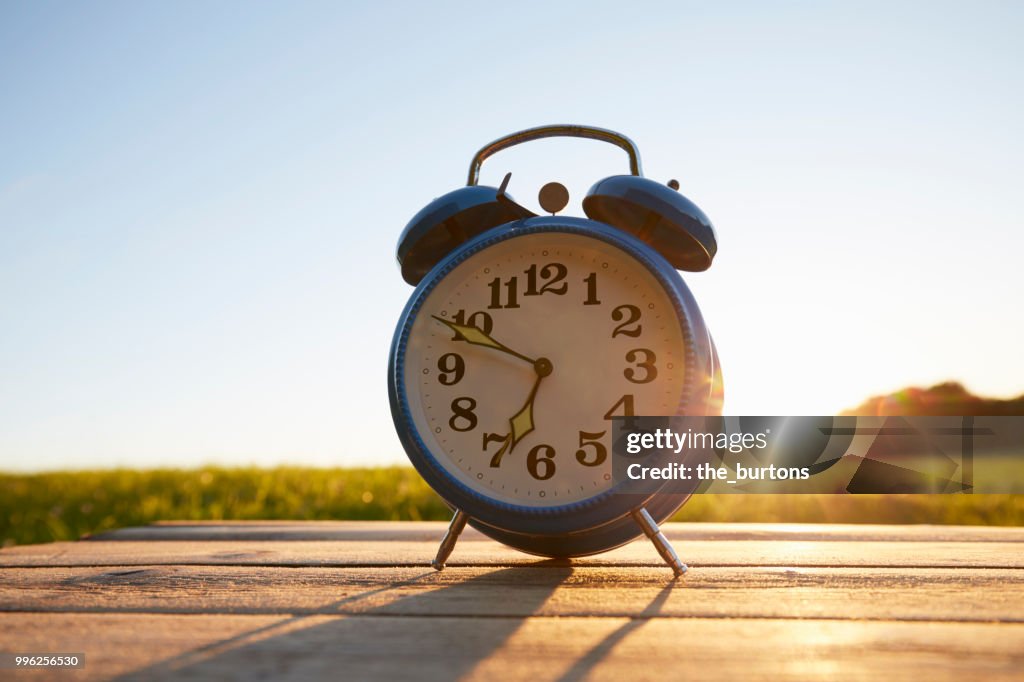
[3,466,1022,546]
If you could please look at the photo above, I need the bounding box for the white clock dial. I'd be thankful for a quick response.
[402,231,690,507]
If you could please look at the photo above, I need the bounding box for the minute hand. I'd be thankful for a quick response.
[431,316,537,365]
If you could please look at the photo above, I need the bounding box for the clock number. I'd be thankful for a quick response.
[611,305,642,337]
[575,430,607,466]
[451,309,493,337]
[449,397,477,432]
[624,348,658,384]
[583,272,601,305]
[437,353,464,386]
[524,263,568,296]
[604,394,637,431]
[526,444,556,480]
[483,432,512,468]
[604,394,635,419]
[487,276,520,310]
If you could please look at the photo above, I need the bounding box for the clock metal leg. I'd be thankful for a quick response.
[431,509,470,571]
[631,507,687,578]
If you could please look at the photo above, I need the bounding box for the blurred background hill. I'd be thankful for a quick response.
[844,382,1024,416]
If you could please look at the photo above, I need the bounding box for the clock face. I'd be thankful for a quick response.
[399,229,692,508]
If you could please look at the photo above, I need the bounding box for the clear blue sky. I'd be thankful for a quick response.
[1,1,1021,472]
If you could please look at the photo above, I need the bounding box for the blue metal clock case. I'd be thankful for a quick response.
[388,216,722,558]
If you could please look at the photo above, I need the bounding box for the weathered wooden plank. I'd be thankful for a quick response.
[2,538,1021,568]
[89,521,1024,543]
[0,612,1021,681]
[0,565,1021,622]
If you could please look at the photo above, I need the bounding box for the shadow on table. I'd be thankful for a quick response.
[554,581,674,682]
[115,561,634,680]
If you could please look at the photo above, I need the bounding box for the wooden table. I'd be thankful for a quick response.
[1,521,1022,680]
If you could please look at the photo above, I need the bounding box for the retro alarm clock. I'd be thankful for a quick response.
[388,125,722,576]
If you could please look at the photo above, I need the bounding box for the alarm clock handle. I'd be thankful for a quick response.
[467,124,643,186]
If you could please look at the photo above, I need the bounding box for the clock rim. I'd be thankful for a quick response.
[388,216,717,537]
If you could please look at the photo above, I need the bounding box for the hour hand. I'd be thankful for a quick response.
[508,375,541,452]
[432,316,536,365]
[489,372,543,467]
